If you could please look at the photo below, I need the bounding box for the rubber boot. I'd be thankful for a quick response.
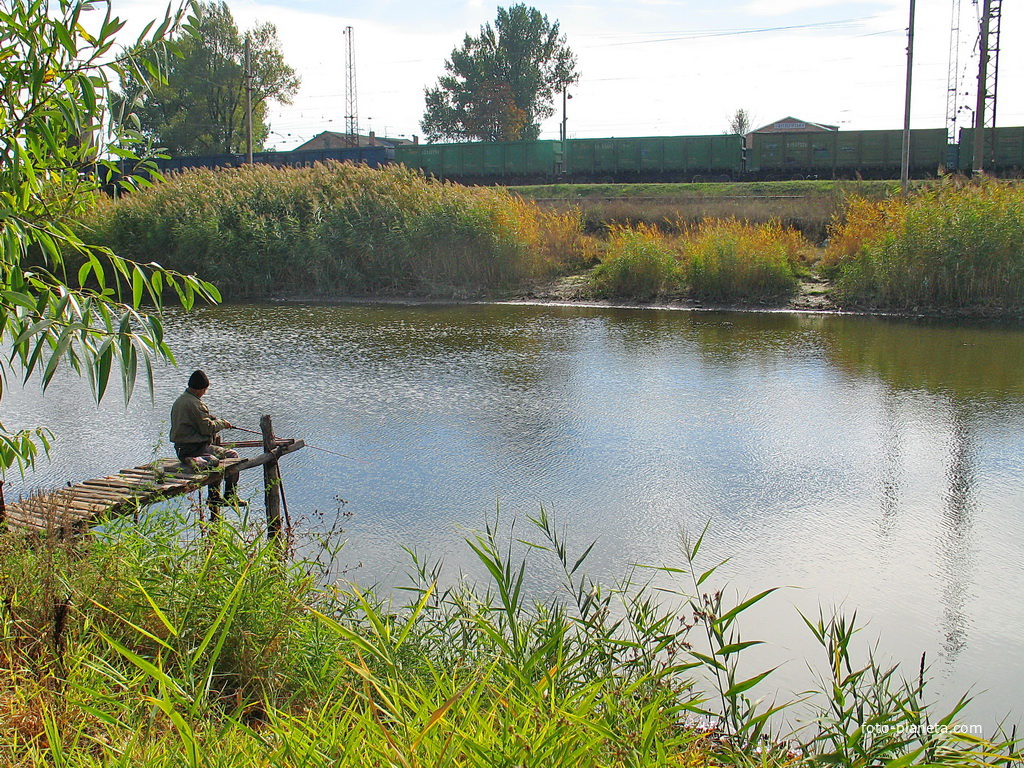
[224,475,247,508]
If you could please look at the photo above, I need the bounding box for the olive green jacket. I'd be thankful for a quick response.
[169,390,229,446]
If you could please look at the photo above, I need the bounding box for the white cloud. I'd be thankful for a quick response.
[739,0,860,17]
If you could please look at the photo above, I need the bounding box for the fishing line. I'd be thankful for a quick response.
[227,426,373,465]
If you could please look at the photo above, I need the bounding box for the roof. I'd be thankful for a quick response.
[293,131,414,151]
[751,116,839,134]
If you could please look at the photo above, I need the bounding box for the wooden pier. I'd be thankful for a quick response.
[0,416,304,538]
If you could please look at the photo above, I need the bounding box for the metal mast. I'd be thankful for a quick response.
[900,0,916,196]
[982,0,1002,164]
[945,0,963,146]
[344,26,358,148]
[971,0,1002,172]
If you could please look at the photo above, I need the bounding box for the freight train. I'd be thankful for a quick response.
[131,126,1024,185]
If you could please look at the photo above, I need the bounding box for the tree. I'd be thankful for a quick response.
[0,0,220,474]
[728,108,753,137]
[421,4,579,142]
[119,1,299,156]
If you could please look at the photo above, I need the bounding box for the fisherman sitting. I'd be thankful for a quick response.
[170,370,245,507]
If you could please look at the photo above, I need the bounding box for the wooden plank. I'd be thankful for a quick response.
[231,440,305,474]
[84,477,139,489]
[77,490,134,504]
[74,494,139,510]
[38,499,106,517]
[119,469,158,480]
[34,489,99,505]
[2,510,48,532]
[2,438,304,534]
[118,478,194,496]
[9,505,92,528]
[114,474,159,486]
[78,483,136,495]
[161,467,207,480]
[112,482,159,494]
[41,493,109,512]
[121,481,182,495]
[83,478,139,490]
[72,490,132,504]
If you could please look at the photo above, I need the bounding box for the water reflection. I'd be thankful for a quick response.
[939,400,976,662]
[819,315,1024,403]
[4,302,1023,728]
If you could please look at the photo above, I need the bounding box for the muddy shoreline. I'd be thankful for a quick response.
[504,273,1024,322]
[263,275,1024,322]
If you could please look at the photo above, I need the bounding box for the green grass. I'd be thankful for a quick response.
[2,499,1019,767]
[510,180,905,201]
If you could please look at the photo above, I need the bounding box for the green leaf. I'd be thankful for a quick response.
[716,640,763,656]
[132,264,144,308]
[881,746,927,768]
[723,667,778,698]
[717,587,779,628]
[94,341,113,403]
[41,325,75,390]
[77,259,92,288]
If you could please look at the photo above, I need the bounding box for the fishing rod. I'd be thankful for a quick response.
[227,426,373,465]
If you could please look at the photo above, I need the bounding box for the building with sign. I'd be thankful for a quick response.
[750,117,839,136]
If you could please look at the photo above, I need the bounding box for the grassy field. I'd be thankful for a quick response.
[511,179,904,201]
[510,180,909,242]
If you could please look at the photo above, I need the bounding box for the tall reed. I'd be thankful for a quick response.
[592,224,684,299]
[2,499,1019,766]
[825,179,1024,310]
[680,218,808,303]
[591,219,809,303]
[79,162,587,299]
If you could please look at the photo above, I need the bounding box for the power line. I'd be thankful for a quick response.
[593,17,878,47]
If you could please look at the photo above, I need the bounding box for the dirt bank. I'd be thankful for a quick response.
[511,273,838,313]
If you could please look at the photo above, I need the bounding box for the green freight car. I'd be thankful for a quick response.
[748,129,948,178]
[564,135,743,181]
[957,127,1024,173]
[395,140,561,182]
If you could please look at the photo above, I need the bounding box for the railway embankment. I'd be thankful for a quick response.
[511,178,901,244]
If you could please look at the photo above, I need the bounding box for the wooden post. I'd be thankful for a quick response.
[0,479,5,529]
[260,415,282,540]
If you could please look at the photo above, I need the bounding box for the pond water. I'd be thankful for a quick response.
[5,302,1024,731]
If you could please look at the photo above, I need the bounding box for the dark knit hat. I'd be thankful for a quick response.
[188,370,210,389]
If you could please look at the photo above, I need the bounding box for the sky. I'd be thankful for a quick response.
[113,0,1022,151]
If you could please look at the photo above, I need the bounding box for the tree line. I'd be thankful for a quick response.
[120,2,580,154]
[114,2,753,157]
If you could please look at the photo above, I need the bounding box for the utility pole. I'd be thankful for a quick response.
[560,89,571,175]
[945,0,962,150]
[244,35,253,164]
[972,0,992,174]
[983,0,1003,166]
[900,0,916,195]
[344,26,358,148]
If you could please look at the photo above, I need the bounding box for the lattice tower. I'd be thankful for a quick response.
[946,0,963,145]
[982,0,1002,162]
[344,26,358,148]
